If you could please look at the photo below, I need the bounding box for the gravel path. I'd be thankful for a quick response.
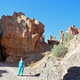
[0,62,41,80]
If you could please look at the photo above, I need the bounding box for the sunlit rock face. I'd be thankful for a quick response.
[0,12,44,62]
[66,25,79,35]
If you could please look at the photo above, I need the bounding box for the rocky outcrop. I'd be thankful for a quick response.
[48,36,59,45]
[36,33,80,80]
[0,12,45,62]
[40,35,45,42]
[50,35,56,40]
[66,25,79,35]
[60,34,80,79]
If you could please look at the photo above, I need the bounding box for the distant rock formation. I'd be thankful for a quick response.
[50,35,56,40]
[66,25,79,35]
[48,35,59,45]
[0,12,45,62]
[60,30,64,43]
[77,28,80,33]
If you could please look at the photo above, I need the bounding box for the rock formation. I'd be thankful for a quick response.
[60,30,64,43]
[40,35,45,42]
[77,28,80,33]
[66,25,79,35]
[50,35,56,40]
[37,33,80,80]
[0,12,45,62]
[48,35,59,45]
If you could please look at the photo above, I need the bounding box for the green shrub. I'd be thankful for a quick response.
[64,33,73,41]
[52,43,67,57]
[63,40,68,45]
[51,33,73,58]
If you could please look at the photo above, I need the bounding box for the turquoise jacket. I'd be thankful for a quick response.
[19,60,24,68]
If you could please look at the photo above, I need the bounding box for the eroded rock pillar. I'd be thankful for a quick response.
[60,31,64,43]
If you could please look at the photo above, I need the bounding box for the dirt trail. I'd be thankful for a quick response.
[0,62,40,80]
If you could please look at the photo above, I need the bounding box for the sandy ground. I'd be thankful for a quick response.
[0,62,41,80]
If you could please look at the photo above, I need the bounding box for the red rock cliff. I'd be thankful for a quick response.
[0,12,45,62]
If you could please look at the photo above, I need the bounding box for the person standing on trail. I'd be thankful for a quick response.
[18,58,24,76]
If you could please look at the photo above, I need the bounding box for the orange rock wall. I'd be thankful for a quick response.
[0,12,45,62]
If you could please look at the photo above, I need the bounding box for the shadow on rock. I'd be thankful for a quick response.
[0,70,8,77]
[22,73,40,77]
[63,66,80,80]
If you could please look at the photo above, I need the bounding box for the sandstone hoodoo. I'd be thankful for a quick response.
[0,12,45,62]
[60,30,64,43]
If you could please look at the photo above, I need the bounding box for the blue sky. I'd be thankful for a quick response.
[0,0,80,42]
